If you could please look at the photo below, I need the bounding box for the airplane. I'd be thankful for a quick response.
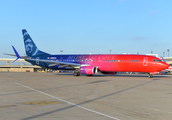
[160,57,172,74]
[5,29,169,78]
[165,66,172,74]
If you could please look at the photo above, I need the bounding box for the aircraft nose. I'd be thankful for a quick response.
[161,62,169,70]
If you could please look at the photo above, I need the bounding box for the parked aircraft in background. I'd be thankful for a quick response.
[5,29,169,78]
[165,66,172,73]
[160,57,172,74]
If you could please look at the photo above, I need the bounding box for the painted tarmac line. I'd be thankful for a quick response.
[151,108,172,114]
[16,83,120,120]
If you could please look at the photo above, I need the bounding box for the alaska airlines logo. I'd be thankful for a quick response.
[23,32,28,37]
[24,37,38,56]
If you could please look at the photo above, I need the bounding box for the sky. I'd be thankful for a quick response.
[0,0,172,58]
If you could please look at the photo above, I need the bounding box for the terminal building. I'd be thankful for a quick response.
[0,58,41,72]
[163,57,172,65]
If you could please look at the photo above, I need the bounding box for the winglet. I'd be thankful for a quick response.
[12,46,21,62]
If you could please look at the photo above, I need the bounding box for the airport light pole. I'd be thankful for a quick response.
[167,49,169,57]
[151,51,153,54]
[163,52,165,57]
[109,50,112,54]
[60,50,63,54]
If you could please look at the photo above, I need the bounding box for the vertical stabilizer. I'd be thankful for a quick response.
[22,29,49,57]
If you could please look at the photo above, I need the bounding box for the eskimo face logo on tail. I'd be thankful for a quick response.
[25,39,34,55]
[23,31,38,56]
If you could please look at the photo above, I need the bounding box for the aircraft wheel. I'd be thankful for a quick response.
[149,74,153,78]
[73,71,80,76]
[73,71,77,76]
[77,72,80,76]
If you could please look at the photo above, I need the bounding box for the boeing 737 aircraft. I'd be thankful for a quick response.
[5,29,169,78]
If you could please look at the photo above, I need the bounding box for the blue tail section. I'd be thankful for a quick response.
[22,29,50,57]
[12,46,21,62]
[160,57,166,63]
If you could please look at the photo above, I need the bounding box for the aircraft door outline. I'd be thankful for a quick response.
[143,57,148,66]
[36,57,39,65]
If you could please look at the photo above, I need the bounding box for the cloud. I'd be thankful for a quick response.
[117,0,126,3]
[149,10,156,15]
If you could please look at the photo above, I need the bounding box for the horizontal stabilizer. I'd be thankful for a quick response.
[3,53,31,59]
[3,53,16,57]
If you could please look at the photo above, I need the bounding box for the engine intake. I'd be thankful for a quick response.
[79,66,98,75]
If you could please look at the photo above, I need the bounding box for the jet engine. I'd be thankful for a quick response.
[79,66,98,75]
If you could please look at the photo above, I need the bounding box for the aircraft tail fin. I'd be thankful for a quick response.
[160,57,166,63]
[22,29,50,57]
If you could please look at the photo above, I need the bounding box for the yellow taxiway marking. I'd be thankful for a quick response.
[20,101,63,105]
[17,83,120,120]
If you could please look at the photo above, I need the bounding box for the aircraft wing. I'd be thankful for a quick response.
[26,58,87,68]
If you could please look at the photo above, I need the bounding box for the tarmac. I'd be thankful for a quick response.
[0,72,172,120]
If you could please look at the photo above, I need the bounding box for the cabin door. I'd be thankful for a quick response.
[143,57,148,66]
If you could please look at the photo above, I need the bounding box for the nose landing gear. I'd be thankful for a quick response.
[149,74,153,78]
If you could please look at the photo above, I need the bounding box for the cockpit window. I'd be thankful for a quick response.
[153,59,161,62]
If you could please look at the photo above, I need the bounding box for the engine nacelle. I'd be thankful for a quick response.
[79,66,98,75]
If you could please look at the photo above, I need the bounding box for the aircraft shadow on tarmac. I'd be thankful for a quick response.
[20,78,159,120]
[54,73,170,78]
[0,80,110,97]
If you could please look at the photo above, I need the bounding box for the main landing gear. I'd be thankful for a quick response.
[73,71,80,76]
[149,74,153,78]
